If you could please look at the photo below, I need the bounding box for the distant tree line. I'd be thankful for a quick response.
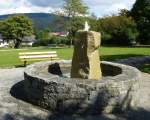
[59,0,150,46]
[91,0,150,45]
[0,0,149,48]
[131,0,150,45]
[91,11,139,46]
[34,28,70,46]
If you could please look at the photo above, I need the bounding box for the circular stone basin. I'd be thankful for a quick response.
[24,60,141,114]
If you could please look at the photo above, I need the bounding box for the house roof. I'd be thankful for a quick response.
[49,32,68,37]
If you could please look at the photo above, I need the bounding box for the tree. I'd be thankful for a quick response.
[41,28,50,40]
[88,13,98,31]
[119,9,130,16]
[97,15,138,46]
[64,0,88,17]
[131,0,150,44]
[63,0,88,46]
[0,15,33,48]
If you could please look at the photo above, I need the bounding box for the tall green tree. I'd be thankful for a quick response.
[35,28,50,41]
[131,0,150,44]
[0,15,33,48]
[63,0,88,45]
[64,0,88,17]
[97,15,138,46]
[87,13,98,31]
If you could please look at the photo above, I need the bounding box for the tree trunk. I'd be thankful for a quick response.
[14,39,22,49]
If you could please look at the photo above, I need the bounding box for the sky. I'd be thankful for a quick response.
[0,0,136,17]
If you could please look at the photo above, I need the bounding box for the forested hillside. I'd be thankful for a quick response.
[0,13,66,31]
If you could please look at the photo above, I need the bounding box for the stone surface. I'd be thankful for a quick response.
[71,31,102,80]
[23,60,140,114]
[0,68,49,120]
[0,57,150,120]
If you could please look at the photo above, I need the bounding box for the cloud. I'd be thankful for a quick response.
[83,0,136,17]
[27,0,63,7]
[0,0,136,17]
[0,0,59,15]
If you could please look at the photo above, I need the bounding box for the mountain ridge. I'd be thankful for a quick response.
[0,13,66,32]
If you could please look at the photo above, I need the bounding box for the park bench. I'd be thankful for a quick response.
[19,51,59,66]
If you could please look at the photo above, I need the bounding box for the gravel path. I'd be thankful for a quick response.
[0,60,150,120]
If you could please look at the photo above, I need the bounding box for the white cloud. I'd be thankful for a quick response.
[27,0,63,7]
[0,0,58,15]
[0,0,15,8]
[0,0,136,17]
[84,0,136,17]
[104,3,128,16]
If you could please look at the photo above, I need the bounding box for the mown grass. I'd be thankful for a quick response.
[0,47,149,68]
[139,64,150,74]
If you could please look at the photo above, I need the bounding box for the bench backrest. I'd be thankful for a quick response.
[19,51,58,60]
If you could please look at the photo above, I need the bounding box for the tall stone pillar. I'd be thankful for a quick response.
[71,30,102,80]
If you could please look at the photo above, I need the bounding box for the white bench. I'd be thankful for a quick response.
[19,51,59,66]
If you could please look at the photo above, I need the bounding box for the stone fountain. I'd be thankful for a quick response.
[24,22,141,114]
[71,21,101,80]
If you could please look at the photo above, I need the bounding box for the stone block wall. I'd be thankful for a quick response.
[24,60,141,114]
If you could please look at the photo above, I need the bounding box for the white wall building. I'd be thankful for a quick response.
[0,34,8,48]
[21,35,36,46]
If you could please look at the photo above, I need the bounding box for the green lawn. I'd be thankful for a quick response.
[0,47,150,68]
[139,64,150,74]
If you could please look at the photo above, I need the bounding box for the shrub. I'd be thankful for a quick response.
[33,36,70,47]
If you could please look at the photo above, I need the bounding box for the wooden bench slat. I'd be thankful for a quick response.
[19,54,57,59]
[20,57,59,61]
[19,51,56,55]
[19,51,59,66]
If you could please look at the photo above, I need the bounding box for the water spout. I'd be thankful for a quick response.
[84,21,90,31]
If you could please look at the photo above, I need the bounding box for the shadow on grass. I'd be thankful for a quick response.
[139,64,150,73]
[100,54,144,61]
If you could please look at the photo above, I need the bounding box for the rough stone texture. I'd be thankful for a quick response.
[1,60,150,120]
[24,60,141,114]
[71,31,102,80]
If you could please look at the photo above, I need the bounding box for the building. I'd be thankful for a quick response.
[21,35,36,46]
[49,32,68,37]
[0,34,36,47]
[0,34,8,48]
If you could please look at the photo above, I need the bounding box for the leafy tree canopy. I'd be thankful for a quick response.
[97,15,138,46]
[131,0,150,44]
[64,0,88,17]
[35,28,50,41]
[0,15,33,48]
[63,0,88,45]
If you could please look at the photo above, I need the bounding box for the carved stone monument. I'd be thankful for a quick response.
[71,22,102,80]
